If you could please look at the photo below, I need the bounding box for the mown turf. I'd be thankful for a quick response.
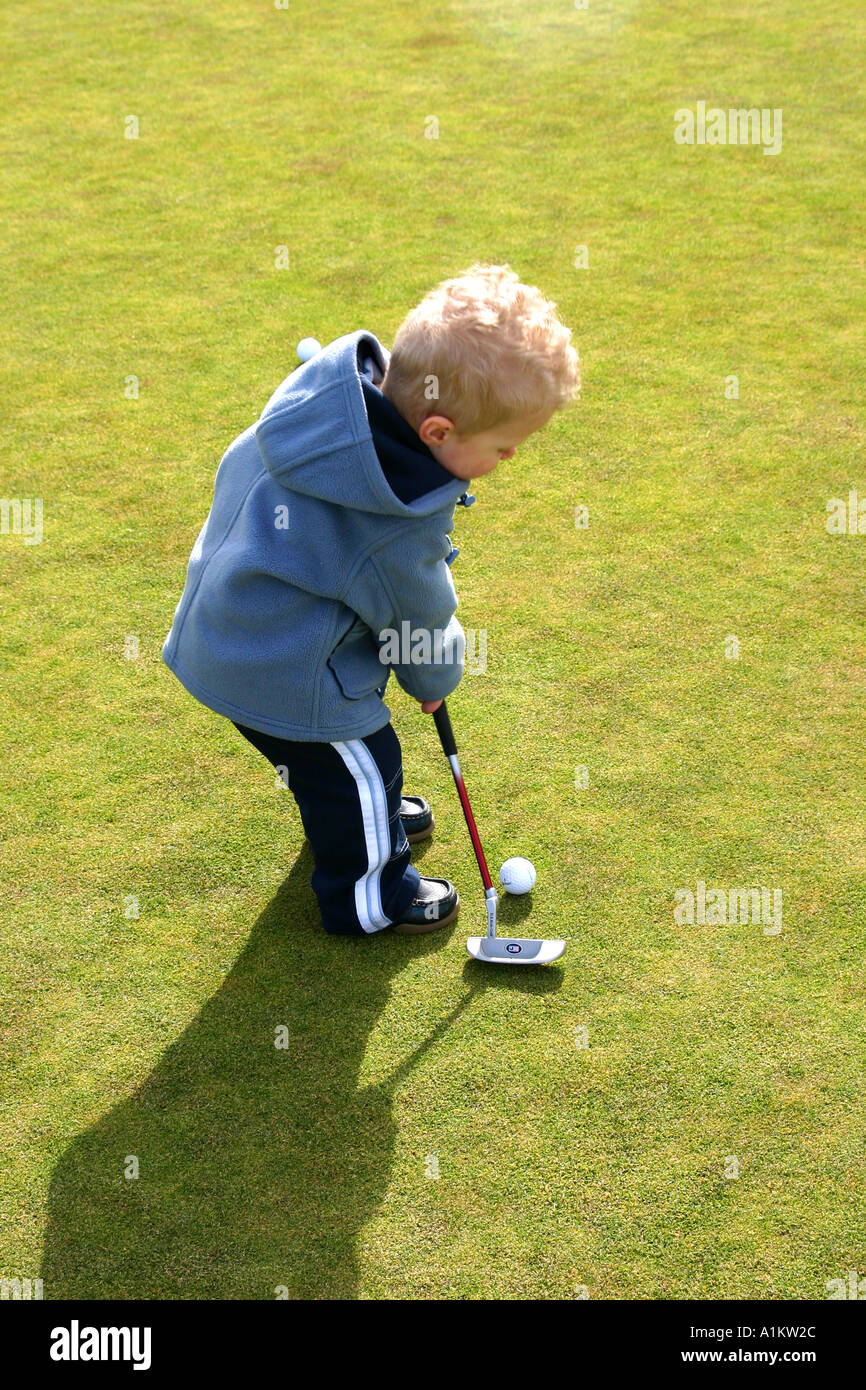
[2,0,864,1299]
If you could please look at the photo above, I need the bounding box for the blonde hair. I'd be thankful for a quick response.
[382,264,581,436]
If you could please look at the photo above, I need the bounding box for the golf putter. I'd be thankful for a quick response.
[432,702,566,964]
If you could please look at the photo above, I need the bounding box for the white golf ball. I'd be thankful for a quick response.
[297,337,322,362]
[499,857,537,894]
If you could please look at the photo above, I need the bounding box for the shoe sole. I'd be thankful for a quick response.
[404,812,434,844]
[391,893,459,935]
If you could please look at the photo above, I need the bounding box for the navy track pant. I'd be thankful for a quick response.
[232,720,421,936]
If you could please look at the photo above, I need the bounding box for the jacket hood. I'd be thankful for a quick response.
[254,331,468,518]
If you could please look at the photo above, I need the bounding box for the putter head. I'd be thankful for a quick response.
[466,936,566,965]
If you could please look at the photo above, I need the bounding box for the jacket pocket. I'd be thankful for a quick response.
[327,616,388,700]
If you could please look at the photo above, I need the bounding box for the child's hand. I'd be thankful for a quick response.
[420,698,443,713]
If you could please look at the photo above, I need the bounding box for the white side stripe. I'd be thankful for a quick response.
[331,739,393,932]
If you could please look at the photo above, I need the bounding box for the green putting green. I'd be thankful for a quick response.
[2,0,864,1299]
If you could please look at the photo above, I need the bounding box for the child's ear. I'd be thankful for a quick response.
[419,415,457,448]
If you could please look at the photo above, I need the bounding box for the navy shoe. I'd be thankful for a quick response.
[390,877,459,935]
[400,794,434,843]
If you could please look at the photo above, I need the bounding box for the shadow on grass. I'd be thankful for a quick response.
[40,844,563,1299]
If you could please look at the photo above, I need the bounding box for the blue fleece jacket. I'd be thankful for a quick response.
[162,331,469,741]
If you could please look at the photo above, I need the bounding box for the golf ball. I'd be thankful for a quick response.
[499,857,537,894]
[297,337,322,362]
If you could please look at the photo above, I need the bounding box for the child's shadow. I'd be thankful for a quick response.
[39,845,466,1300]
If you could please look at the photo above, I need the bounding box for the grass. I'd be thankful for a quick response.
[1,0,865,1299]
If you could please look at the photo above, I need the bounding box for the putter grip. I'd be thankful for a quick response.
[432,700,458,757]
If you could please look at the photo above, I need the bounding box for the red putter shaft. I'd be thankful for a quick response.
[450,765,494,891]
[432,702,494,891]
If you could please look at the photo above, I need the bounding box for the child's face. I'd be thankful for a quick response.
[417,407,554,480]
